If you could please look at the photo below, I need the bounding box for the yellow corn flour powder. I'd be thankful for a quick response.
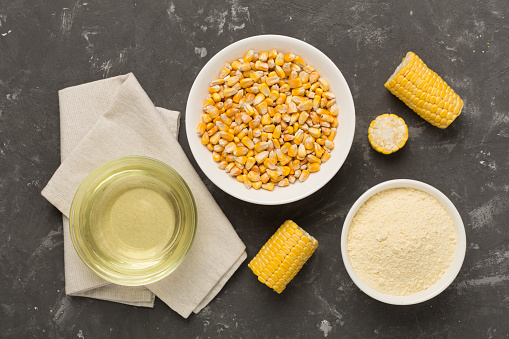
[347,188,456,296]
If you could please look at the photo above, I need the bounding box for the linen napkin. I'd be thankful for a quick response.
[42,73,247,318]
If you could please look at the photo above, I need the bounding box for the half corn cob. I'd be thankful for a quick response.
[248,220,318,293]
[385,51,463,129]
[368,114,408,154]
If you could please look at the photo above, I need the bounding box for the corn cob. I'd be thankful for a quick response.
[385,51,463,129]
[368,114,408,154]
[248,220,318,293]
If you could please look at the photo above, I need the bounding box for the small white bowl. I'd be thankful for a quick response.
[340,179,466,305]
[185,35,355,205]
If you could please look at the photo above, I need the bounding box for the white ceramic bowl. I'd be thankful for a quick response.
[185,35,355,205]
[341,179,466,305]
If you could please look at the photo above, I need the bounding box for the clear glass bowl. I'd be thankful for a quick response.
[69,156,197,286]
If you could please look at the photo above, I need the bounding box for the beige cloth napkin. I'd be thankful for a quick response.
[41,73,247,318]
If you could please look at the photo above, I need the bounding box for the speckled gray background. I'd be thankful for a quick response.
[1,0,508,338]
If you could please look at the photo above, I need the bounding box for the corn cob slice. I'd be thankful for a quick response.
[385,51,463,129]
[248,220,318,294]
[368,114,408,154]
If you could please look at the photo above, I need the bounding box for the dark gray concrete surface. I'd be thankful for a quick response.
[1,0,508,337]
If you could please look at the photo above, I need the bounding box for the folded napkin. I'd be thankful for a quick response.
[42,73,247,318]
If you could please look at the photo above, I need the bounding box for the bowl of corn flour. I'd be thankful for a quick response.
[341,179,466,305]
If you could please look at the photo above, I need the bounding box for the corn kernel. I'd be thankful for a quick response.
[262,183,275,191]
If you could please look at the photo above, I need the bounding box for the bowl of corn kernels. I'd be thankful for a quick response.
[185,35,355,205]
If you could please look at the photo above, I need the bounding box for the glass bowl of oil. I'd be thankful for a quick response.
[69,156,197,286]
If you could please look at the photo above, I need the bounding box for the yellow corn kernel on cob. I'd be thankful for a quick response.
[368,114,408,154]
[248,220,318,294]
[385,51,463,129]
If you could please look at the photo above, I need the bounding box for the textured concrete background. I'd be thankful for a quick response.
[1,0,508,337]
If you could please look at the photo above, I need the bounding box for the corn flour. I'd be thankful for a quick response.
[347,188,456,296]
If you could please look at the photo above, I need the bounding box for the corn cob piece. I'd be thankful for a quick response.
[248,220,318,293]
[385,51,463,129]
[368,114,408,154]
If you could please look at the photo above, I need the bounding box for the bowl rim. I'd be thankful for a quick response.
[185,34,355,205]
[69,156,197,286]
[340,179,467,305]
